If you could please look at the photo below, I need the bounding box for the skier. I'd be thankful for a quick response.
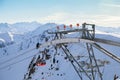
[36,42,40,49]
[114,74,119,80]
[45,37,48,42]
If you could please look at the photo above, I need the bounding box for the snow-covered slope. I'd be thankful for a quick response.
[0,23,11,33]
[0,23,120,80]
[10,21,41,34]
[96,26,120,35]
[0,32,14,47]
[0,22,42,47]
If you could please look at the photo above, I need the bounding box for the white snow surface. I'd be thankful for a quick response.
[0,22,120,80]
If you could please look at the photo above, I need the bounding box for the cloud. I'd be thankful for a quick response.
[88,15,120,27]
[39,12,120,27]
[102,3,120,8]
[39,13,68,23]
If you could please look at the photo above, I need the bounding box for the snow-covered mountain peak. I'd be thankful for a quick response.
[0,21,42,34]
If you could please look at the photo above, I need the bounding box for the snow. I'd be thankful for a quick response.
[0,23,10,33]
[0,22,120,80]
[0,21,41,34]
[10,21,41,34]
[0,38,5,48]
[0,38,5,43]
[0,32,14,47]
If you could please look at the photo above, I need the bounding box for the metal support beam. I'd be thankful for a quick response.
[60,45,83,80]
[61,44,92,80]
[94,38,120,47]
[86,43,103,80]
[48,29,92,34]
[92,43,120,63]
[82,23,95,40]
[39,37,120,49]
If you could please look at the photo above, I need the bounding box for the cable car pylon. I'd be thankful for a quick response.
[24,23,120,80]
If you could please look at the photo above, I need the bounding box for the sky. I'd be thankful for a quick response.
[0,0,120,27]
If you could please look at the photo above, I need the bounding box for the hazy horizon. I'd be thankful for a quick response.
[0,0,120,27]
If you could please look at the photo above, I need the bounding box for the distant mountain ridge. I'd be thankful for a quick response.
[0,22,120,34]
[0,22,120,48]
[0,21,41,34]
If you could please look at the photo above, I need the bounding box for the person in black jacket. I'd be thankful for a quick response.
[36,42,40,49]
[114,74,119,80]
